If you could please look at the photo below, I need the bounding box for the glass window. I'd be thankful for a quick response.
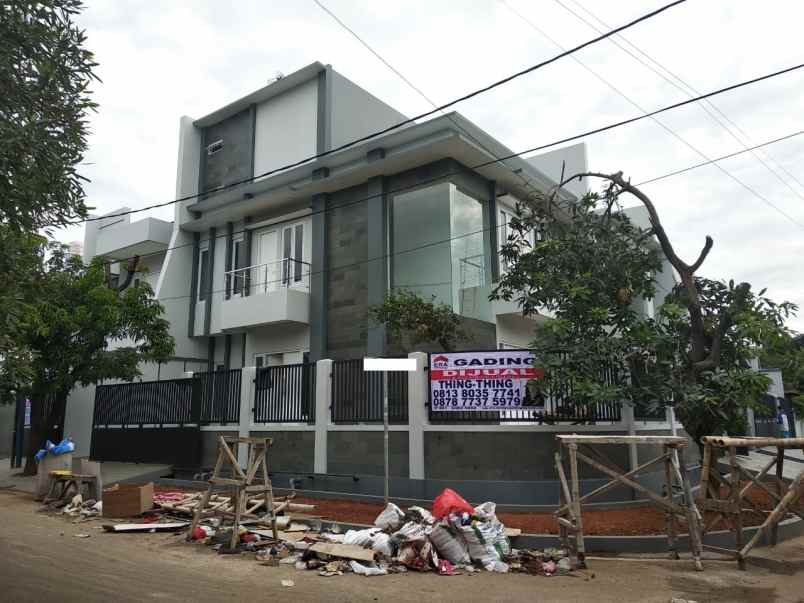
[294,224,304,282]
[391,182,491,322]
[198,248,209,301]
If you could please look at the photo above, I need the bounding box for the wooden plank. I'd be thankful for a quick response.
[556,435,687,446]
[740,468,804,560]
[701,436,804,449]
[677,447,704,571]
[771,448,785,545]
[701,543,738,557]
[664,450,678,559]
[218,436,247,480]
[103,522,189,532]
[556,517,577,532]
[554,452,574,519]
[698,444,712,505]
[568,443,585,556]
[555,452,670,515]
[575,450,685,515]
[504,527,522,537]
[729,446,745,570]
[309,542,376,562]
[738,456,777,499]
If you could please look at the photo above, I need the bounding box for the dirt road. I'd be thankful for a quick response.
[2,489,804,602]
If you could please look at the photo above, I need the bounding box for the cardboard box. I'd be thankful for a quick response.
[102,482,154,518]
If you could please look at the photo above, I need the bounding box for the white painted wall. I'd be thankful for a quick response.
[245,323,310,365]
[329,69,409,150]
[63,384,95,457]
[526,142,589,199]
[175,116,202,227]
[253,79,318,178]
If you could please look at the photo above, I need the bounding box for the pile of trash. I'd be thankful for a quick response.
[183,487,578,578]
[59,493,103,519]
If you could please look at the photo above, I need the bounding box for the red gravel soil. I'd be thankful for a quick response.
[154,483,795,536]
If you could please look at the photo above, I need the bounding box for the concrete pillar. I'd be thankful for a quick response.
[314,359,332,474]
[238,366,256,466]
[746,407,756,437]
[408,352,428,480]
[623,403,637,471]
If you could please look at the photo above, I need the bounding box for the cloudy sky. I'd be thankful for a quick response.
[60,0,804,331]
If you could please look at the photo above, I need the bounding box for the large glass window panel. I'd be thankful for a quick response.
[391,182,492,322]
[391,182,452,306]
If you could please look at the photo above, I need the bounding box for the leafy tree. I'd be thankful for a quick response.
[491,185,663,414]
[369,289,466,353]
[1,0,98,231]
[493,171,797,452]
[19,244,173,473]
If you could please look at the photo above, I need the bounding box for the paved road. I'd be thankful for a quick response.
[2,489,804,602]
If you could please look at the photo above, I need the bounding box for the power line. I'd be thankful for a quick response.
[143,126,804,305]
[102,66,804,272]
[633,129,804,186]
[551,0,804,203]
[72,0,687,225]
[312,0,543,199]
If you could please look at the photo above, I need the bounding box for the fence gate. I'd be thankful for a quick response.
[90,377,202,467]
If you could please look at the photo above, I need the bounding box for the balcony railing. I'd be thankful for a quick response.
[225,258,310,298]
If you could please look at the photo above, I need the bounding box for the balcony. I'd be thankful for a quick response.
[95,216,172,260]
[220,259,311,331]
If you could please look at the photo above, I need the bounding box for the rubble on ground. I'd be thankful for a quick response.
[144,487,578,579]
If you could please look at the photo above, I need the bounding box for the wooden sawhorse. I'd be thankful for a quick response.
[555,434,703,571]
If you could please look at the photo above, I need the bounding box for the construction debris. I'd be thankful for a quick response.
[102,521,189,533]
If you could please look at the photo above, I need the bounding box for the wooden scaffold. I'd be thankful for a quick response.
[554,434,704,571]
[697,435,804,569]
[188,435,278,550]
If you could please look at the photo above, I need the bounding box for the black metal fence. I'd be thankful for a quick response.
[198,369,242,424]
[331,358,408,423]
[254,362,316,423]
[92,377,199,427]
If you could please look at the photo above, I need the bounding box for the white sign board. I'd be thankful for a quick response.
[429,350,544,411]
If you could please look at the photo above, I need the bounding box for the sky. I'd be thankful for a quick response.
[59,0,804,331]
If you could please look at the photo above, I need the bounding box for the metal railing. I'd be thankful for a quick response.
[197,369,242,424]
[225,258,310,297]
[253,362,316,423]
[331,358,408,424]
[93,378,199,427]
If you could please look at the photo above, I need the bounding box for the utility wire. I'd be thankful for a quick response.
[71,0,687,225]
[552,0,804,201]
[312,0,542,199]
[146,126,804,305]
[100,64,804,274]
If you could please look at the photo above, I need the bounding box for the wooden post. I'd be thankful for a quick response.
[698,443,712,507]
[729,446,746,570]
[677,446,703,571]
[664,445,679,559]
[568,443,585,561]
[260,443,277,540]
[740,468,804,559]
[771,448,785,545]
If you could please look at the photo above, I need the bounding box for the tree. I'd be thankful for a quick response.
[369,289,466,353]
[493,171,797,451]
[491,185,663,414]
[19,244,174,473]
[0,0,98,231]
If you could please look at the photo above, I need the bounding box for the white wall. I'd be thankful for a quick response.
[63,384,95,457]
[329,69,409,150]
[253,79,318,178]
[526,142,589,199]
[245,323,309,365]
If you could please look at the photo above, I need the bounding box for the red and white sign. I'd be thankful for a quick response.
[429,350,544,412]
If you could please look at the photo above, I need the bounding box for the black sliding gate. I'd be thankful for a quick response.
[90,377,202,467]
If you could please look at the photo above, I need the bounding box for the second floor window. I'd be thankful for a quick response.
[198,248,209,301]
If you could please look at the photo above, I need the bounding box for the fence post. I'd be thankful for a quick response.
[623,403,637,472]
[238,366,256,467]
[314,359,332,474]
[408,352,428,480]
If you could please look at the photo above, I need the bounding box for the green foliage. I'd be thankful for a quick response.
[369,289,466,353]
[17,243,174,399]
[492,190,662,408]
[0,0,97,230]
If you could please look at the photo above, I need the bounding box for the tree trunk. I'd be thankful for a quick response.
[22,401,44,476]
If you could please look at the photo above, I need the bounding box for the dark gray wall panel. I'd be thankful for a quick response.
[250,430,315,473]
[201,109,254,194]
[327,430,409,477]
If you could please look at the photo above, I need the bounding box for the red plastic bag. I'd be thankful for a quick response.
[432,488,473,519]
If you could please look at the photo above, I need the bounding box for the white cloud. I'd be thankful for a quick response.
[57,0,804,330]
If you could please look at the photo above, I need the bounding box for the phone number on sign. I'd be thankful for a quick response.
[431,387,522,408]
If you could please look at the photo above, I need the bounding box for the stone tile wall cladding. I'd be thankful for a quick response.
[326,183,370,360]
[250,431,316,473]
[424,431,633,481]
[200,108,254,194]
[327,431,409,477]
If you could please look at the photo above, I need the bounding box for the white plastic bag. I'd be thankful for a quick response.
[457,521,510,567]
[343,528,381,547]
[428,522,470,565]
[392,521,427,543]
[374,502,404,530]
[406,506,434,525]
[349,560,388,576]
[473,502,497,522]
[370,532,394,557]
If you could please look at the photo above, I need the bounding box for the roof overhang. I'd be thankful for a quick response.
[182,112,576,231]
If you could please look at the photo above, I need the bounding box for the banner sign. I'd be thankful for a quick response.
[429,350,544,411]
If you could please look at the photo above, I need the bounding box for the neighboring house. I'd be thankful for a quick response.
[63,62,669,458]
